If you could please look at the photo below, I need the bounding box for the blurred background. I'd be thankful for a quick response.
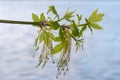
[0,1,120,80]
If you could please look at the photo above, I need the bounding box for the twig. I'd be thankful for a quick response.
[0,19,39,25]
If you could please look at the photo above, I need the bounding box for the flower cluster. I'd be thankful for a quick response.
[32,6,104,78]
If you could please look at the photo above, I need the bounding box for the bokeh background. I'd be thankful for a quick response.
[0,1,120,80]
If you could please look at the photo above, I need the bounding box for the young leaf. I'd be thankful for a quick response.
[44,32,51,47]
[59,27,65,41]
[88,9,104,22]
[47,6,59,19]
[40,13,45,22]
[88,24,93,34]
[71,21,79,37]
[85,18,93,34]
[48,21,60,30]
[32,13,40,22]
[51,43,63,54]
[39,32,45,43]
[77,14,82,25]
[78,25,87,37]
[90,23,103,30]
[64,8,75,21]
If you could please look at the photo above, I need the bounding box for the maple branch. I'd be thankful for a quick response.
[0,19,39,25]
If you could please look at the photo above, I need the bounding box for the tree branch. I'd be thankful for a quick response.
[0,19,39,25]
[0,19,86,29]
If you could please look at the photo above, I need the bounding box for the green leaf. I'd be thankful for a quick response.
[85,18,89,24]
[88,24,93,34]
[39,32,45,43]
[78,25,87,37]
[77,14,82,24]
[44,32,51,47]
[85,18,93,34]
[32,13,40,22]
[47,6,59,19]
[54,37,61,42]
[64,8,75,21]
[71,21,79,37]
[40,13,45,22]
[48,21,60,30]
[51,43,63,54]
[59,27,65,41]
[88,9,104,22]
[90,23,103,30]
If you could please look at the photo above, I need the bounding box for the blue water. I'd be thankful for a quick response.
[0,1,120,80]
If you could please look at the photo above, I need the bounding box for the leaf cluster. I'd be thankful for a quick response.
[32,6,104,78]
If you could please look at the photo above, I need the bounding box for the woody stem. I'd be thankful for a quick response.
[0,19,39,25]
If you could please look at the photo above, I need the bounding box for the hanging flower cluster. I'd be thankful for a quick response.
[32,6,104,78]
